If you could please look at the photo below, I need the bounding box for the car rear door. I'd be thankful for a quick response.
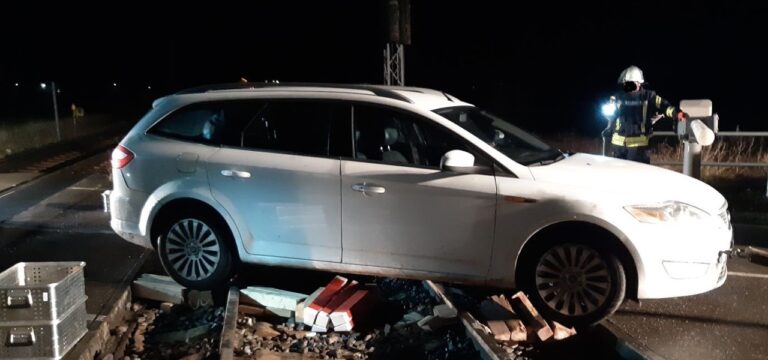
[207,99,351,262]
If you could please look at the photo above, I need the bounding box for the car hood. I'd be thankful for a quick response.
[528,153,726,214]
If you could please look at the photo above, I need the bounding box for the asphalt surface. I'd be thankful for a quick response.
[607,239,768,360]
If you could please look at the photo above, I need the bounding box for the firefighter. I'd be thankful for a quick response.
[603,66,688,164]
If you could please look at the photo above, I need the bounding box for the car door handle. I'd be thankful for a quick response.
[221,170,251,179]
[352,183,386,195]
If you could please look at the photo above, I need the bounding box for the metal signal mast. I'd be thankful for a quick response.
[384,0,411,86]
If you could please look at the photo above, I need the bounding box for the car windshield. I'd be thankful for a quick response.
[434,106,563,165]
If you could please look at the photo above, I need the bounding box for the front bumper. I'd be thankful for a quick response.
[633,221,732,299]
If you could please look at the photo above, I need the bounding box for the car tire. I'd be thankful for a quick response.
[157,208,235,290]
[517,241,626,328]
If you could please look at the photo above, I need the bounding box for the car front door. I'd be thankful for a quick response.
[207,100,350,262]
[341,104,497,278]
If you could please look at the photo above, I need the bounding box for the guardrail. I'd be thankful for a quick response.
[651,131,767,197]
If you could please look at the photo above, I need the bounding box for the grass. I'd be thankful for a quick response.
[0,115,114,159]
[543,133,768,225]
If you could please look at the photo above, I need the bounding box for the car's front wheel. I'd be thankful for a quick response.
[518,241,626,327]
[157,209,235,290]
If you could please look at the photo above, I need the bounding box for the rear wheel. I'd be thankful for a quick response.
[518,241,625,327]
[157,209,235,290]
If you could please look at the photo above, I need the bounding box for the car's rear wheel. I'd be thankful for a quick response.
[518,241,625,327]
[157,209,235,290]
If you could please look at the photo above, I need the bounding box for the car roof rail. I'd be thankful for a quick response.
[174,82,413,103]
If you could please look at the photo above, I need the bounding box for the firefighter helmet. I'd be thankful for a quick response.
[617,65,645,84]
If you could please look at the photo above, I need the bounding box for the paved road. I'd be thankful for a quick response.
[0,153,149,323]
[607,240,768,360]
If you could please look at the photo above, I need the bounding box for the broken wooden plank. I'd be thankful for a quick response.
[459,312,507,360]
[491,295,527,342]
[486,320,511,342]
[506,319,527,342]
[494,295,515,313]
[314,281,359,329]
[329,289,378,332]
[509,291,553,342]
[423,280,505,360]
[303,276,348,326]
[298,287,323,326]
[550,321,577,340]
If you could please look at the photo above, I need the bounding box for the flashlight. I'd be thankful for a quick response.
[601,102,616,117]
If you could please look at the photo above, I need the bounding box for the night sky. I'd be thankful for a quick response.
[2,1,767,134]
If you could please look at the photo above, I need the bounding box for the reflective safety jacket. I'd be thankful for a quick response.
[607,88,679,148]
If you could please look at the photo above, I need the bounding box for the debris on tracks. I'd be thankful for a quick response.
[99,274,224,360]
[132,274,185,304]
[474,291,577,359]
[234,277,477,359]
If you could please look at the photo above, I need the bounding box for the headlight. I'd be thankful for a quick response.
[624,201,709,224]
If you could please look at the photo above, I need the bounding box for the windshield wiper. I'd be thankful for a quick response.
[527,152,566,166]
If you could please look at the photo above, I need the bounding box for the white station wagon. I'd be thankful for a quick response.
[106,83,732,325]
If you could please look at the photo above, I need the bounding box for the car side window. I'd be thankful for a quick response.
[353,105,487,168]
[149,103,228,145]
[148,101,261,147]
[239,101,350,158]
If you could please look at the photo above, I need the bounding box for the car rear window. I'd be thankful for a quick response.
[148,100,351,158]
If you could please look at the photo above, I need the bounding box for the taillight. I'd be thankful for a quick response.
[111,145,134,169]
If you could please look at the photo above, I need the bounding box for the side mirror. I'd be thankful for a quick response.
[441,150,490,174]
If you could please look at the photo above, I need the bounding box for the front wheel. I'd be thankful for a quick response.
[518,242,626,327]
[157,209,235,290]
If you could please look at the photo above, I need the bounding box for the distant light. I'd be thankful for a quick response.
[40,83,47,90]
[601,102,616,117]
[56,89,61,94]
[13,83,19,87]
[147,85,152,90]
[113,82,118,87]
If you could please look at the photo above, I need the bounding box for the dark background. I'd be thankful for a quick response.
[1,1,766,134]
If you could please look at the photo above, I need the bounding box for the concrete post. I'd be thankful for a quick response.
[682,141,702,179]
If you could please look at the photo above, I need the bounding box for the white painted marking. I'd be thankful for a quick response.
[68,187,104,191]
[729,271,768,279]
[0,190,16,199]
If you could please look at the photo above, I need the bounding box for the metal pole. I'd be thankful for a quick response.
[399,45,405,85]
[51,82,60,141]
[682,141,702,179]
[601,136,606,156]
[385,44,391,85]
